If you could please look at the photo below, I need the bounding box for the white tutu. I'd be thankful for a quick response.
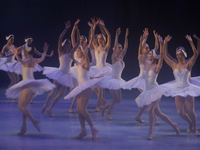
[6,79,55,99]
[0,60,20,74]
[0,58,7,67]
[161,81,200,97]
[190,76,200,87]
[64,78,102,100]
[43,67,78,87]
[135,85,166,107]
[12,62,43,74]
[97,75,126,90]
[89,65,112,77]
[123,76,145,90]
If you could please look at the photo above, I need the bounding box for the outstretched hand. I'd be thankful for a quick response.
[164,35,172,43]
[116,28,121,36]
[193,34,200,41]
[88,21,93,27]
[185,35,192,42]
[75,19,80,26]
[13,48,19,56]
[153,30,158,38]
[49,50,54,57]
[43,42,49,52]
[157,34,163,43]
[143,28,149,38]
[90,16,96,25]
[99,20,105,26]
[125,28,129,37]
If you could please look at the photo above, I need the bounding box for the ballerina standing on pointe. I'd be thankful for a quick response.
[99,27,129,120]
[88,19,112,112]
[41,21,81,117]
[162,34,200,136]
[0,34,19,90]
[123,28,159,124]
[135,33,179,140]
[64,45,100,140]
[6,42,55,135]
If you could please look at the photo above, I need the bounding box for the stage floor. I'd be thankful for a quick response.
[0,88,199,150]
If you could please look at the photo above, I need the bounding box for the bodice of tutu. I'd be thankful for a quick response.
[21,50,27,60]
[5,49,15,63]
[145,70,158,90]
[95,50,107,68]
[111,61,124,79]
[173,69,190,88]
[58,54,72,73]
[90,49,96,65]
[138,64,146,78]
[21,66,34,80]
[76,66,90,85]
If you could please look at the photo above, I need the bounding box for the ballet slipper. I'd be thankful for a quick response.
[92,128,98,140]
[41,104,47,113]
[75,132,87,139]
[106,113,113,120]
[18,126,27,135]
[135,116,145,123]
[34,120,41,132]
[95,106,100,112]
[147,132,153,140]
[187,124,193,133]
[194,129,200,136]
[173,123,180,135]
[101,105,109,117]
[46,109,55,117]
[69,108,74,113]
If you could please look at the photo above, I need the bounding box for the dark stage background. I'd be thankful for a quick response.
[0,0,200,86]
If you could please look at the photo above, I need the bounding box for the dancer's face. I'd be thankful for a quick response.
[8,37,14,44]
[117,43,123,54]
[142,43,150,55]
[93,35,98,45]
[147,51,154,61]
[97,34,105,46]
[77,48,83,58]
[26,39,33,44]
[63,40,71,51]
[80,36,87,46]
[176,50,185,62]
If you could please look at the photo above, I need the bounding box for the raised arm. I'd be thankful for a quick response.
[112,28,121,60]
[91,20,99,50]
[71,19,80,48]
[121,28,129,58]
[13,48,25,65]
[153,30,159,51]
[99,20,111,53]
[35,43,48,64]
[185,35,198,70]
[162,35,177,69]
[87,21,94,49]
[155,35,163,73]
[33,48,54,57]
[193,34,200,56]
[68,27,80,59]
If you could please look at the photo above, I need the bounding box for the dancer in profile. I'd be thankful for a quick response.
[162,34,200,136]
[0,34,19,90]
[64,46,100,140]
[99,28,128,120]
[6,43,55,135]
[41,21,80,117]
[135,33,179,140]
[123,29,159,124]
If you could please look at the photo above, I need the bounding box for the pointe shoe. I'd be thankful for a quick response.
[75,132,87,139]
[69,108,74,113]
[46,109,55,117]
[155,120,160,125]
[41,104,47,113]
[106,113,113,120]
[92,128,98,140]
[147,132,153,140]
[95,107,100,112]
[135,116,145,123]
[34,120,41,132]
[194,129,200,136]
[173,123,180,135]
[18,126,27,135]
[101,106,106,117]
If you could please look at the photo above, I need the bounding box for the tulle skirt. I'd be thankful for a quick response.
[0,58,7,67]
[12,62,43,74]
[6,79,55,99]
[64,78,102,100]
[89,63,112,77]
[43,67,78,88]
[161,81,200,97]
[0,60,21,74]
[96,76,126,90]
[135,85,166,107]
[123,76,145,91]
[190,76,200,87]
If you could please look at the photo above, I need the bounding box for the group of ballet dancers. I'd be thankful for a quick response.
[0,17,200,140]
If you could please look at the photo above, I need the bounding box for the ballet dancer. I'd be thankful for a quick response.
[64,46,100,140]
[162,34,200,136]
[135,34,179,140]
[41,21,80,117]
[6,42,55,135]
[99,27,128,120]
[0,34,20,90]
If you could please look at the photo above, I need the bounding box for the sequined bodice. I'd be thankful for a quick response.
[144,70,158,90]
[111,61,125,79]
[173,69,190,88]
[95,50,107,68]
[59,54,72,74]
